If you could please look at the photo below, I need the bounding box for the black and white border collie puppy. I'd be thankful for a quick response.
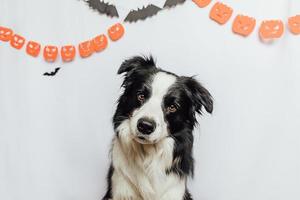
[103,56,213,200]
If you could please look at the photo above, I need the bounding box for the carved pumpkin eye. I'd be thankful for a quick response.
[92,34,108,52]
[10,34,25,49]
[193,0,211,8]
[26,41,41,57]
[0,26,13,42]
[61,45,76,62]
[79,40,94,58]
[43,45,58,62]
[232,15,256,37]
[137,92,145,103]
[167,104,177,113]
[108,23,125,41]
[259,20,284,40]
[288,15,300,35]
[210,2,233,25]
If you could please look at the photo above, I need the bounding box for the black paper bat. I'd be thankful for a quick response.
[163,0,186,8]
[124,4,162,23]
[43,67,60,76]
[85,0,119,18]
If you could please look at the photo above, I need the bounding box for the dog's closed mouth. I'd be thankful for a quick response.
[138,136,146,140]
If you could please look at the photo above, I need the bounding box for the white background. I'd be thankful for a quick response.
[1,0,300,200]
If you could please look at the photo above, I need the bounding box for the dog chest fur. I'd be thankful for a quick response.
[110,120,186,200]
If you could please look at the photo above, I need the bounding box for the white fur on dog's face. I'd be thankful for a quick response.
[129,72,177,144]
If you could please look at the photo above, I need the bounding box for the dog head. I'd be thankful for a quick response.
[113,56,213,144]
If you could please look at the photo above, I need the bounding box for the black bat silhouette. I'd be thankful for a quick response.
[43,67,60,76]
[124,4,162,23]
[85,0,119,18]
[163,0,186,8]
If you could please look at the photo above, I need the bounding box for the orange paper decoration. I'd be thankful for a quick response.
[61,45,76,62]
[288,15,300,35]
[44,45,58,62]
[232,15,256,37]
[26,41,41,57]
[193,0,211,8]
[10,34,26,49]
[108,23,125,41]
[0,26,13,42]
[210,2,233,25]
[92,34,108,52]
[259,20,284,39]
[79,40,94,58]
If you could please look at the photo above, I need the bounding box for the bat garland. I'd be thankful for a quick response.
[85,0,119,17]
[81,0,188,22]
[163,0,186,8]
[124,4,162,23]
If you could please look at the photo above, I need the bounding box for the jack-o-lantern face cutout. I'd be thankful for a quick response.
[0,26,13,42]
[26,41,41,57]
[79,40,94,58]
[193,0,211,8]
[210,2,233,25]
[61,45,76,62]
[92,34,108,52]
[259,20,284,39]
[232,15,256,37]
[43,45,58,62]
[10,34,26,49]
[288,15,300,35]
[108,23,125,41]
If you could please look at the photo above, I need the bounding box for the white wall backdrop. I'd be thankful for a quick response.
[1,0,300,200]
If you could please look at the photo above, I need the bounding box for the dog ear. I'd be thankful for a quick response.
[118,55,156,75]
[183,77,213,114]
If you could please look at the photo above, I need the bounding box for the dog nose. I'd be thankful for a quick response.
[137,118,156,135]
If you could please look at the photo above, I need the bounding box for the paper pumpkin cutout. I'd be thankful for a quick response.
[108,23,125,41]
[288,15,300,35]
[61,45,76,62]
[92,34,108,52]
[210,2,233,25]
[79,40,94,58]
[85,0,119,18]
[259,20,284,39]
[232,15,256,37]
[26,41,41,57]
[0,26,14,42]
[192,0,211,8]
[124,4,162,23]
[10,34,26,49]
[164,0,186,8]
[44,45,58,62]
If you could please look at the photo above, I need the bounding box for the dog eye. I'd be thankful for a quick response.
[167,104,177,113]
[137,92,145,103]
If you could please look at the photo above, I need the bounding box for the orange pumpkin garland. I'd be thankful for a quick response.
[1,3,300,63]
[10,34,26,49]
[92,34,108,52]
[0,26,13,42]
[108,23,125,41]
[232,15,256,37]
[210,2,233,25]
[288,15,300,35]
[61,45,76,62]
[259,20,284,40]
[44,45,58,62]
[26,41,41,57]
[79,40,94,58]
[192,0,211,8]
